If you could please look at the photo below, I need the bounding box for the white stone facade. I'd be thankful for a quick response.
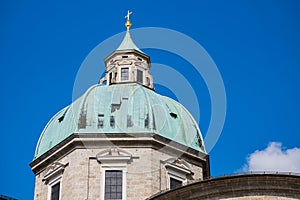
[31,134,209,200]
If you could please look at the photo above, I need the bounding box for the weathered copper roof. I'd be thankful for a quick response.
[34,84,205,159]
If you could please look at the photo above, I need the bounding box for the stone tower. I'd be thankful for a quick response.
[30,12,209,200]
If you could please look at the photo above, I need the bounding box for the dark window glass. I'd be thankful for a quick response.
[111,104,120,113]
[51,182,60,200]
[170,112,177,119]
[127,115,133,127]
[114,72,117,81]
[170,178,182,190]
[109,72,112,84]
[110,116,115,128]
[105,170,122,200]
[145,114,149,128]
[98,118,104,128]
[121,68,129,81]
[137,69,143,83]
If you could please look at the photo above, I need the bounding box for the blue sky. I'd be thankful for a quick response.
[1,0,300,199]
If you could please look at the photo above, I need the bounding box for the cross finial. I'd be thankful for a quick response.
[125,10,132,30]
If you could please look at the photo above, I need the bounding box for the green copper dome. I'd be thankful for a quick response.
[34,84,206,159]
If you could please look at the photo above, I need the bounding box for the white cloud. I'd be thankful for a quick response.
[243,142,300,173]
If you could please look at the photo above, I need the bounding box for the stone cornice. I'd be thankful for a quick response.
[30,132,209,175]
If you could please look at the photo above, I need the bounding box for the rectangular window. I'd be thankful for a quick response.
[51,182,60,200]
[111,104,120,113]
[170,178,182,190]
[137,69,143,83]
[127,115,133,127]
[105,170,122,200]
[98,118,104,128]
[145,113,149,128]
[110,116,115,128]
[109,72,112,84]
[98,114,104,128]
[121,68,129,81]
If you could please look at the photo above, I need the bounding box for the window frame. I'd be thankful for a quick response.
[47,174,62,200]
[164,158,192,190]
[44,162,66,200]
[101,167,127,200]
[136,69,143,84]
[97,148,132,200]
[50,182,60,200]
[121,67,129,81]
[169,176,183,190]
[104,170,123,200]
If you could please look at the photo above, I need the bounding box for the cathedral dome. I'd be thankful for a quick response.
[34,14,206,160]
[34,84,205,159]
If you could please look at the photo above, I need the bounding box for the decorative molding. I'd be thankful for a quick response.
[118,60,132,65]
[135,61,148,69]
[96,147,132,166]
[165,158,192,173]
[164,158,193,188]
[43,161,67,184]
[42,161,67,200]
[134,61,142,66]
[98,148,131,200]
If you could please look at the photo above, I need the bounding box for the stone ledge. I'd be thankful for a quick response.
[30,133,209,175]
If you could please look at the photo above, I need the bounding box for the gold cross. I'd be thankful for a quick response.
[125,10,132,21]
[125,10,133,30]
